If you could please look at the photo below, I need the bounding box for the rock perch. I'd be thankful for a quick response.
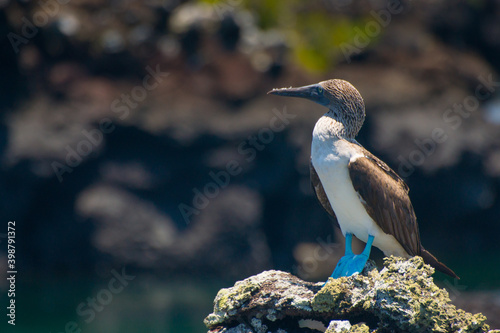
[204,256,498,333]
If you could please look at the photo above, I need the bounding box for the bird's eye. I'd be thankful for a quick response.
[318,87,323,94]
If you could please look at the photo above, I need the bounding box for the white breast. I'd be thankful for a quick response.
[311,116,409,257]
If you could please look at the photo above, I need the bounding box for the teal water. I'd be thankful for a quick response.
[0,275,224,333]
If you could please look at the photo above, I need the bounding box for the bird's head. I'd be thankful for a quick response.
[268,79,365,137]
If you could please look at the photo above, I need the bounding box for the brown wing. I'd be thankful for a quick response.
[348,153,421,256]
[310,159,340,228]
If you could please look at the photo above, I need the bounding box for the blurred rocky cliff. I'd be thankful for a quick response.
[1,0,500,302]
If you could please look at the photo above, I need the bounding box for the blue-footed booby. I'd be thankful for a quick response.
[268,79,458,279]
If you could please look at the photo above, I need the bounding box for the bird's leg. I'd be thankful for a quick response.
[361,234,374,256]
[344,232,354,256]
[329,234,374,280]
[330,233,355,279]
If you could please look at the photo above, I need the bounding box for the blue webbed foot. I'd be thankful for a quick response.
[327,234,374,282]
[330,251,370,278]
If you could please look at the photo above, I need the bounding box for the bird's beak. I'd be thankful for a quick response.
[268,84,329,107]
[268,84,317,98]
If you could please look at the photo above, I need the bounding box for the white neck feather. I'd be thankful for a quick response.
[312,114,348,141]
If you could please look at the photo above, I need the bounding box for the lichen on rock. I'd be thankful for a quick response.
[205,256,495,333]
[204,269,320,330]
[204,277,261,327]
[313,256,488,332]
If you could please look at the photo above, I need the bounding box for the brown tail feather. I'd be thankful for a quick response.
[421,247,459,279]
